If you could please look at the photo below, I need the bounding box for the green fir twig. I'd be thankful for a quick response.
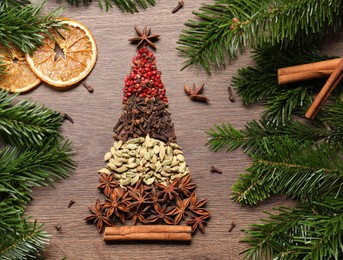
[231,138,343,205]
[0,219,50,260]
[0,0,30,8]
[0,91,63,147]
[242,200,343,259]
[0,90,75,259]
[177,0,343,73]
[0,1,62,54]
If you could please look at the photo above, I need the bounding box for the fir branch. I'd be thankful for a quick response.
[320,94,343,134]
[0,0,30,8]
[242,199,343,259]
[231,138,343,205]
[0,1,62,54]
[0,139,75,203]
[206,118,342,155]
[0,200,24,235]
[177,0,343,73]
[0,90,63,147]
[0,220,49,260]
[0,91,75,259]
[65,0,155,12]
[206,122,246,152]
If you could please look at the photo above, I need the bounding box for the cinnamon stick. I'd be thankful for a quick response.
[305,58,343,119]
[278,58,341,85]
[104,225,192,242]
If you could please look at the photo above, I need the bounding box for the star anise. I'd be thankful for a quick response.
[127,205,150,225]
[149,185,164,205]
[84,199,113,233]
[128,185,151,210]
[178,174,197,197]
[173,197,190,224]
[184,83,209,102]
[97,173,119,197]
[146,203,176,225]
[103,190,128,223]
[186,214,210,233]
[189,192,209,215]
[156,178,180,201]
[128,26,160,49]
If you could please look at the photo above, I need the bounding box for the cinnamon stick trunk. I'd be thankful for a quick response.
[104,225,192,242]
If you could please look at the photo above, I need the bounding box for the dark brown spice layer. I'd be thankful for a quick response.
[113,95,176,143]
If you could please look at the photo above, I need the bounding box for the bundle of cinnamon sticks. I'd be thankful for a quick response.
[278,58,343,119]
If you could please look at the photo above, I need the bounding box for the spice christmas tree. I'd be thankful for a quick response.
[85,27,210,241]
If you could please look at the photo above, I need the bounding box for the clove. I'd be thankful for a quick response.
[61,113,74,124]
[82,81,94,93]
[228,221,236,232]
[228,86,235,102]
[172,0,184,13]
[54,224,62,231]
[67,199,75,208]
[210,165,223,174]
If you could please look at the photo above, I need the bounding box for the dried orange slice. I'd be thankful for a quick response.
[0,45,41,93]
[26,18,97,88]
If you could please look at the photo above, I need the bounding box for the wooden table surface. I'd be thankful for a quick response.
[23,1,304,259]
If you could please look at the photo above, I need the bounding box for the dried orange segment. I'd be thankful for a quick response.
[0,44,41,93]
[26,18,97,88]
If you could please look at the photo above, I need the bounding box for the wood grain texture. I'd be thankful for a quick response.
[20,1,309,259]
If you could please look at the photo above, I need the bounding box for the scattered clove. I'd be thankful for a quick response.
[172,0,184,13]
[61,113,74,124]
[54,224,62,231]
[229,221,236,232]
[67,199,75,208]
[210,165,222,174]
[228,86,235,102]
[82,81,94,93]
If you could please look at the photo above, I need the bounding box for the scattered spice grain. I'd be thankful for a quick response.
[67,199,75,208]
[228,86,235,102]
[61,113,74,124]
[54,224,62,231]
[82,81,94,93]
[172,0,184,13]
[210,165,222,174]
[229,221,236,232]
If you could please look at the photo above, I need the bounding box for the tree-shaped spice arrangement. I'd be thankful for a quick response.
[85,27,210,241]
